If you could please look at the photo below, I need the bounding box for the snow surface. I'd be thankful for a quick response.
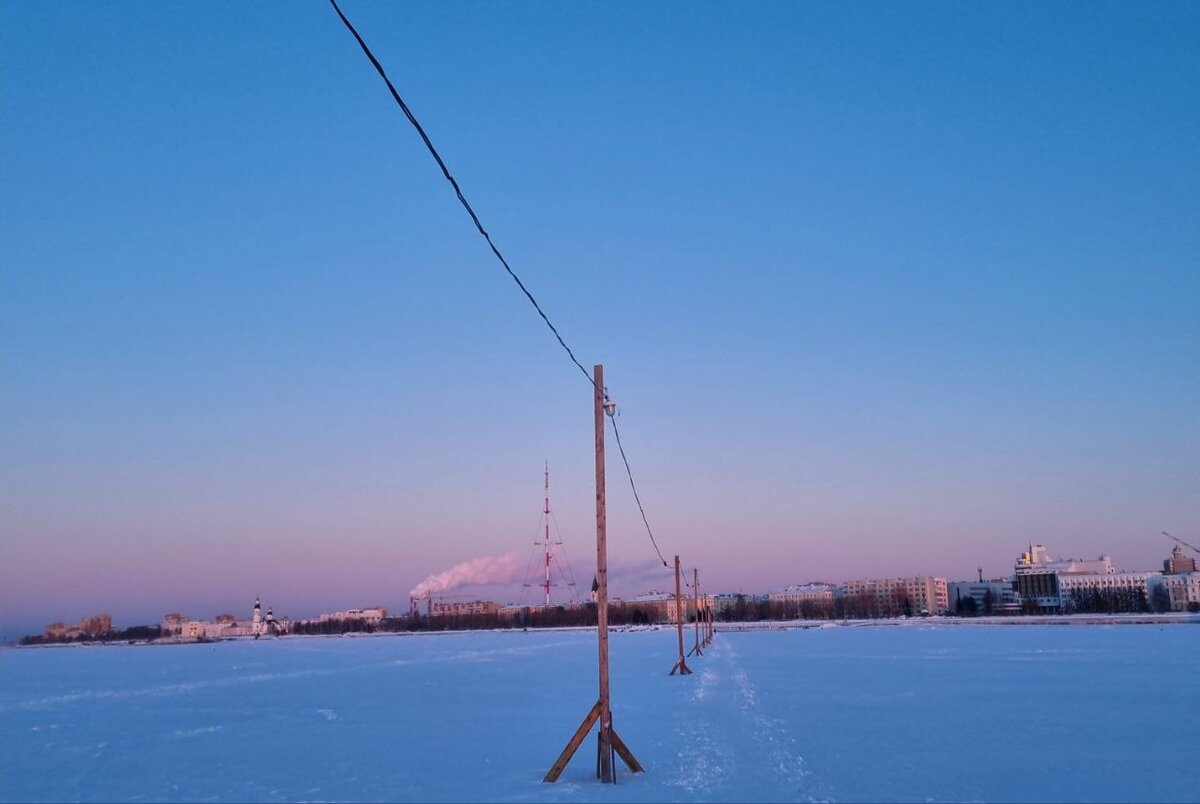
[2,623,1197,803]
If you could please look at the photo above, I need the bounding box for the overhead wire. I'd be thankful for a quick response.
[608,412,669,568]
[329,0,667,568]
[328,0,590,385]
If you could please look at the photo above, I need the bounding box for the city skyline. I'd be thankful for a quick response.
[3,3,1198,638]
[9,537,1192,642]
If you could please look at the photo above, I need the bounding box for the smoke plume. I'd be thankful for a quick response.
[410,552,524,598]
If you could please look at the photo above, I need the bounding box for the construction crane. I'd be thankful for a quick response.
[1160,531,1200,556]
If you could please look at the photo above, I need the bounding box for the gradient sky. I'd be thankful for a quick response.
[3,2,1197,638]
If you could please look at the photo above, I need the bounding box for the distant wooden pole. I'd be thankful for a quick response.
[544,363,643,784]
[669,555,692,675]
[704,580,710,645]
[688,568,703,657]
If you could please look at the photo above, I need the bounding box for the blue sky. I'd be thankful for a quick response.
[2,2,1197,635]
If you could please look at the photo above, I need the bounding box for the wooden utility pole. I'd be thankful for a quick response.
[544,364,643,784]
[669,555,692,675]
[687,568,702,657]
[705,599,713,646]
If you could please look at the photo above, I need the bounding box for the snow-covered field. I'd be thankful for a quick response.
[2,623,1197,803]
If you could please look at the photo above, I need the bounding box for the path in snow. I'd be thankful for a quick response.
[656,633,829,803]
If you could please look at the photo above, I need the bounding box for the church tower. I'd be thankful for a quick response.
[252,597,263,636]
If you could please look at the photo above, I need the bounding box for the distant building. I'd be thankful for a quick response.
[948,580,1019,615]
[623,591,715,624]
[1013,544,1162,612]
[166,598,289,641]
[1057,571,1153,611]
[431,600,498,617]
[181,618,250,640]
[161,613,185,637]
[314,607,388,627]
[1163,546,1197,574]
[769,583,836,606]
[767,583,835,617]
[44,614,112,641]
[839,576,949,616]
[626,591,675,623]
[712,593,742,615]
[1149,572,1200,612]
[1014,544,1116,611]
[711,592,768,617]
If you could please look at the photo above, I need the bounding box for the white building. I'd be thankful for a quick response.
[181,619,255,640]
[1057,571,1154,611]
[166,598,288,641]
[1149,572,1200,612]
[769,583,835,616]
[1013,544,1168,612]
[1014,544,1117,611]
[315,607,388,626]
[250,598,286,636]
[769,583,836,606]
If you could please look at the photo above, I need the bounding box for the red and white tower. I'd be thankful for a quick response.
[542,462,553,607]
[522,463,579,607]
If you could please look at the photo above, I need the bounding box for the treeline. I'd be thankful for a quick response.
[290,602,717,636]
[1066,588,1150,614]
[292,605,622,635]
[290,595,952,637]
[588,595,922,624]
[19,624,162,646]
[289,595,926,637]
[715,596,923,621]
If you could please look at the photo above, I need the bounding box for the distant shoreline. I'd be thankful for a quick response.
[6,611,1197,650]
[715,611,1200,630]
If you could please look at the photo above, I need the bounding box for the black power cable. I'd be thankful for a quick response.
[329,0,667,568]
[328,0,591,385]
[609,412,669,568]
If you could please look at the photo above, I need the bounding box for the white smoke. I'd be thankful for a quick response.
[410,552,524,598]
[607,558,675,597]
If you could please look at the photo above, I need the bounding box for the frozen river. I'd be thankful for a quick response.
[2,622,1197,802]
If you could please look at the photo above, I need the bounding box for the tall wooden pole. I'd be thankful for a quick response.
[593,364,614,782]
[688,568,702,657]
[544,363,642,783]
[669,555,692,675]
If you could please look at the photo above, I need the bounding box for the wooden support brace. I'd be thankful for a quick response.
[610,727,644,773]
[669,657,692,675]
[543,700,602,783]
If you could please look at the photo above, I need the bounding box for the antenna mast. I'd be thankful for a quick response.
[543,462,553,607]
[520,463,579,607]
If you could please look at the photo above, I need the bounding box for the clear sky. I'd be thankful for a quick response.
[2,2,1197,637]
